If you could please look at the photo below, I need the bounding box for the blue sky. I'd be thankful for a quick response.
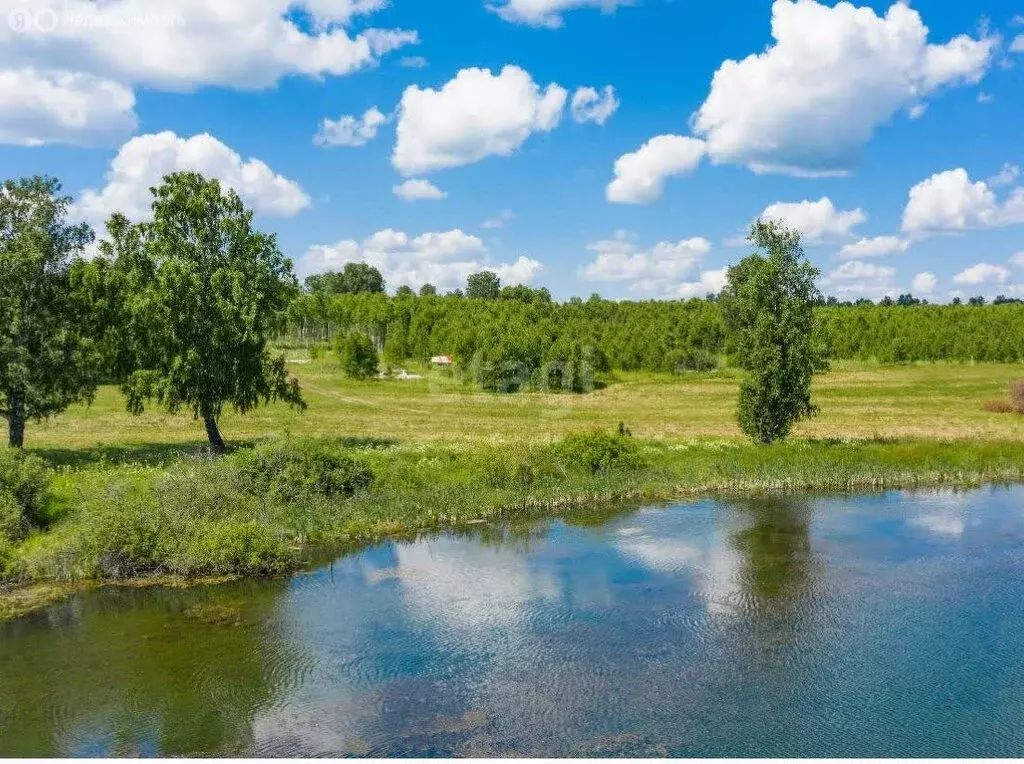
[1,0,1021,300]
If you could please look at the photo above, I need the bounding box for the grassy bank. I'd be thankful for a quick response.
[5,432,1024,620]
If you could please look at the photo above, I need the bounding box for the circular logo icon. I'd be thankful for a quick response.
[7,6,33,32]
[33,6,58,32]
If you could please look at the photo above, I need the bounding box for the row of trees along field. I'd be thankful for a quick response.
[287,278,1024,372]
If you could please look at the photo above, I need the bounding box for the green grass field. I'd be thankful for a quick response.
[25,356,1024,462]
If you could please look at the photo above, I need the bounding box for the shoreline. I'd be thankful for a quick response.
[4,438,1024,623]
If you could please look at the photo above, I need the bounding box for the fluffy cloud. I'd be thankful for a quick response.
[392,178,446,201]
[901,169,1024,234]
[691,0,995,176]
[392,66,567,175]
[580,231,713,294]
[490,0,632,28]
[606,135,706,204]
[824,260,898,299]
[911,272,937,294]
[952,263,1012,286]
[75,131,310,229]
[314,107,387,147]
[759,197,866,244]
[300,228,542,290]
[988,163,1020,188]
[1011,35,1024,53]
[675,268,729,299]
[837,235,909,260]
[0,67,136,146]
[570,85,619,125]
[0,0,417,91]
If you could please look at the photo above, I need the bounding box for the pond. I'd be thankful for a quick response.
[2,486,1024,756]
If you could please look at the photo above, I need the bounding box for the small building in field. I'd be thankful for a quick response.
[430,355,453,366]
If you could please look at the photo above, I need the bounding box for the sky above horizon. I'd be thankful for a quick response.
[1,0,1021,302]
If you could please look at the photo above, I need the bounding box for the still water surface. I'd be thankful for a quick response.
[2,487,1024,756]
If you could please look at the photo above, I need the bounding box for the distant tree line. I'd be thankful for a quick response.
[290,268,1024,372]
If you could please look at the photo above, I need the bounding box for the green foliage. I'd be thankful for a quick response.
[85,172,305,451]
[0,448,49,528]
[419,283,437,296]
[466,270,502,300]
[0,175,99,447]
[334,332,379,379]
[722,221,827,445]
[304,262,385,295]
[230,439,375,503]
[551,431,646,475]
[0,490,26,543]
[41,464,291,580]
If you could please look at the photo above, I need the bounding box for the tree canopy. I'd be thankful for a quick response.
[0,176,98,448]
[304,262,385,296]
[90,172,305,452]
[720,220,827,444]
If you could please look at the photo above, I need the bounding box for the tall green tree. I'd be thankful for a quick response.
[304,262,384,295]
[466,270,501,300]
[0,176,98,448]
[95,172,304,453]
[720,220,826,445]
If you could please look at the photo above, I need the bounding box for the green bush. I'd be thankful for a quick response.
[334,332,379,379]
[51,467,292,580]
[0,490,27,543]
[177,521,287,576]
[231,439,375,503]
[0,448,50,527]
[551,431,646,476]
[0,535,13,580]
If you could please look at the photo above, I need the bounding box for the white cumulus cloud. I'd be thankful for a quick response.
[759,197,866,244]
[490,0,633,28]
[837,235,909,260]
[911,272,937,294]
[580,231,713,294]
[0,0,418,91]
[392,65,567,175]
[606,135,706,204]
[300,228,542,290]
[0,67,136,146]
[691,0,995,176]
[75,131,311,229]
[824,260,899,299]
[570,85,619,125]
[953,263,1012,286]
[314,107,388,147]
[675,268,730,299]
[901,168,1024,234]
[392,178,446,201]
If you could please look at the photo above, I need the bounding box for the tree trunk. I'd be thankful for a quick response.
[202,411,227,454]
[8,392,25,449]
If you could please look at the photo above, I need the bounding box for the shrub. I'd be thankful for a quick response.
[668,347,718,372]
[177,521,288,576]
[983,399,1016,414]
[1010,380,1024,413]
[551,431,646,476]
[231,439,375,503]
[334,332,379,379]
[0,448,50,527]
[308,343,327,362]
[0,489,27,542]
